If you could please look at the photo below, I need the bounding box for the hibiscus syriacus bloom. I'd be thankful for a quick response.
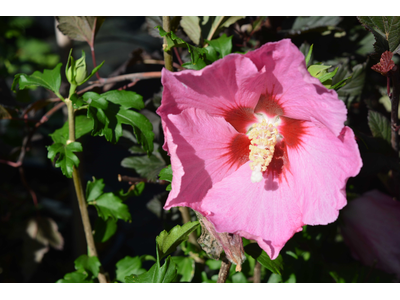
[157,39,362,259]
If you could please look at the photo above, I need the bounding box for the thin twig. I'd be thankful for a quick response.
[217,257,232,283]
[90,18,101,80]
[162,16,173,72]
[88,71,161,87]
[143,59,184,70]
[253,261,261,283]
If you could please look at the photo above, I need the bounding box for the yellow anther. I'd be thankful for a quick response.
[248,119,279,183]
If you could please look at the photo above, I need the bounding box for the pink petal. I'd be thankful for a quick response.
[164,108,250,210]
[285,121,362,225]
[157,54,267,139]
[245,39,347,137]
[183,120,361,259]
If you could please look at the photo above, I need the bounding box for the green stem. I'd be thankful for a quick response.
[162,16,173,72]
[66,98,107,283]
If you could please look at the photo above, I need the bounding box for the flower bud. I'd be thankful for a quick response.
[74,52,87,85]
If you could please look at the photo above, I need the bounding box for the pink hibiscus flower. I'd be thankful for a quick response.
[157,39,362,259]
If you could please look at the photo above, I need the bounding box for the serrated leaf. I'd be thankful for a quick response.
[57,271,92,283]
[335,63,366,106]
[82,90,151,149]
[180,16,201,45]
[156,26,208,65]
[12,63,62,94]
[171,256,195,282]
[368,111,391,144]
[121,155,165,182]
[91,192,131,222]
[56,16,105,44]
[358,16,400,55]
[102,90,144,110]
[244,243,284,275]
[47,142,82,178]
[116,256,146,283]
[49,115,94,144]
[74,254,101,279]
[117,109,154,154]
[94,217,117,243]
[156,221,200,260]
[125,256,177,283]
[205,34,232,59]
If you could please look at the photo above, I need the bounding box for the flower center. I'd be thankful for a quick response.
[248,117,280,183]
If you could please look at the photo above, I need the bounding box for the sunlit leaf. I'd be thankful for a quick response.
[125,256,177,283]
[74,254,101,279]
[244,243,284,275]
[171,256,195,282]
[156,221,200,260]
[12,63,62,95]
[115,256,146,283]
[180,16,201,45]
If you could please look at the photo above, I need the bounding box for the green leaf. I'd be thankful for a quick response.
[159,165,172,191]
[115,256,146,283]
[156,26,208,65]
[47,142,82,178]
[180,16,201,45]
[206,16,244,40]
[12,63,62,94]
[93,217,117,243]
[171,256,195,282]
[56,16,105,44]
[232,272,247,283]
[86,177,106,202]
[117,109,154,154]
[304,44,313,67]
[102,90,144,110]
[308,64,331,78]
[121,155,165,182]
[358,16,400,55]
[156,221,200,260]
[335,63,366,106]
[283,16,343,37]
[159,165,172,182]
[205,34,233,59]
[82,90,152,151]
[244,243,284,275]
[79,60,105,86]
[368,111,391,144]
[125,256,178,283]
[74,254,101,279]
[57,271,92,283]
[91,192,131,222]
[49,115,94,144]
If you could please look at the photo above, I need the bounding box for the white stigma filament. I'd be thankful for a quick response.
[248,119,279,183]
